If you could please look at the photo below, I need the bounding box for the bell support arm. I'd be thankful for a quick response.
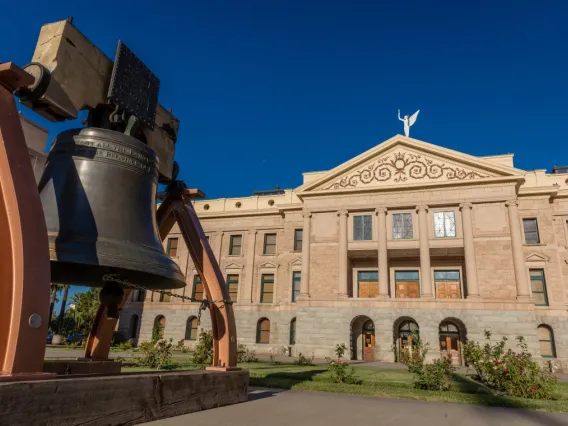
[0,63,53,380]
[157,183,238,370]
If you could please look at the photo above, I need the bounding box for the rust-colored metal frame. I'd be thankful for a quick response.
[0,63,53,381]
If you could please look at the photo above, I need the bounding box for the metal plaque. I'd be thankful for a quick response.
[107,41,160,129]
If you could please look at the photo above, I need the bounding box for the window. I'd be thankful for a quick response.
[396,320,419,360]
[185,317,198,341]
[257,318,270,344]
[153,315,166,339]
[159,291,171,302]
[434,270,461,299]
[395,271,420,298]
[136,289,146,302]
[192,275,204,301]
[353,215,372,240]
[294,229,303,252]
[260,274,274,303]
[434,211,456,238]
[167,237,179,257]
[530,269,548,306]
[229,235,242,255]
[290,318,296,345]
[523,218,540,244]
[392,213,413,239]
[129,315,139,339]
[263,233,277,255]
[291,271,301,302]
[357,271,378,298]
[538,325,556,358]
[227,274,239,302]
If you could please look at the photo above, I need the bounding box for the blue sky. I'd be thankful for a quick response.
[2,1,566,305]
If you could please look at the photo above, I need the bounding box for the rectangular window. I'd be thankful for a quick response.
[434,211,456,238]
[192,275,204,301]
[263,233,277,255]
[392,213,413,239]
[523,218,540,244]
[357,271,379,298]
[530,269,548,306]
[227,274,239,302]
[292,271,301,302]
[229,235,242,255]
[261,274,274,303]
[294,229,303,252]
[353,215,373,240]
[159,291,171,302]
[434,270,462,299]
[395,271,420,298]
[136,289,146,302]
[167,237,179,257]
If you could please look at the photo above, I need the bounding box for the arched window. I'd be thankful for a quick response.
[129,315,139,339]
[256,318,270,344]
[396,320,419,356]
[439,321,462,365]
[153,315,166,339]
[290,318,296,345]
[538,325,556,358]
[185,317,198,341]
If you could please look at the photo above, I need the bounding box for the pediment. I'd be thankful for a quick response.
[525,252,550,262]
[288,257,302,266]
[297,135,523,193]
[225,262,244,270]
[258,261,278,269]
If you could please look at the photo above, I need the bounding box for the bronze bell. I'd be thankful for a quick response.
[38,127,186,290]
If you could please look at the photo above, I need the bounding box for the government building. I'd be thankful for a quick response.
[119,134,568,369]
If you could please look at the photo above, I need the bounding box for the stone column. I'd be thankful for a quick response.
[337,209,349,297]
[506,200,531,300]
[299,211,311,299]
[417,205,433,298]
[459,203,480,299]
[375,207,389,298]
[243,230,257,303]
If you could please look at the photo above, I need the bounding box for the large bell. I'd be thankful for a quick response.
[38,127,186,290]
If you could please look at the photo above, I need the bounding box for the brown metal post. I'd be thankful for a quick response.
[0,63,54,381]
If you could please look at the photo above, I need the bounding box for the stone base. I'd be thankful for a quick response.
[43,359,121,376]
[0,372,56,382]
[0,369,249,425]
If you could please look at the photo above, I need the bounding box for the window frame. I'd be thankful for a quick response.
[129,315,139,339]
[432,267,463,299]
[522,218,541,245]
[352,214,373,241]
[166,237,179,257]
[185,317,198,341]
[159,291,171,303]
[393,269,421,299]
[537,325,556,358]
[260,273,275,303]
[293,229,303,252]
[229,234,243,256]
[192,275,204,301]
[226,274,239,302]
[433,211,457,238]
[256,318,270,344]
[291,271,301,302]
[290,318,296,345]
[392,212,414,240]
[136,289,146,302]
[529,268,549,306]
[263,233,277,255]
[357,270,379,298]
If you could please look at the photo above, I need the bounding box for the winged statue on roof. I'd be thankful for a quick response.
[398,109,420,137]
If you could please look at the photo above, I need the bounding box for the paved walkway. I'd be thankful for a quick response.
[145,388,568,426]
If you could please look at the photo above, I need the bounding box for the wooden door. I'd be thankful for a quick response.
[435,282,461,299]
[363,332,375,361]
[396,281,419,298]
[440,335,461,365]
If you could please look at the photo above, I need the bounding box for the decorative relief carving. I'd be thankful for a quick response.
[323,152,489,190]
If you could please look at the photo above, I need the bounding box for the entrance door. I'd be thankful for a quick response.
[439,321,461,365]
[363,332,375,361]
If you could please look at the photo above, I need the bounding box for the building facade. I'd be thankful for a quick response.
[119,135,568,369]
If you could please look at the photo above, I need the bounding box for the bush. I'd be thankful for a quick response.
[65,339,85,349]
[294,352,314,366]
[463,331,557,399]
[175,339,191,353]
[192,330,213,368]
[325,343,361,385]
[118,340,133,351]
[137,338,173,369]
[237,344,258,363]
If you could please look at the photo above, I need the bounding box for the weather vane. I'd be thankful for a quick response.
[398,109,420,137]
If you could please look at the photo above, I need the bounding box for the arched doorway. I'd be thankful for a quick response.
[350,315,375,361]
[153,315,166,340]
[439,318,467,365]
[394,317,419,362]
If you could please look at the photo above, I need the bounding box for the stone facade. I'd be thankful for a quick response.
[119,134,568,369]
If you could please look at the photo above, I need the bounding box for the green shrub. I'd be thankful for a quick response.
[192,330,213,368]
[237,344,258,363]
[175,339,191,353]
[137,338,173,369]
[463,331,557,399]
[118,340,133,351]
[294,352,314,366]
[325,343,361,385]
[64,339,85,350]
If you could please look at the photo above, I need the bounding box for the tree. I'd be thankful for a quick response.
[48,284,63,325]
[56,285,70,333]
[71,288,101,333]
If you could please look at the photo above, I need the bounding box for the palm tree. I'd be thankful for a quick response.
[56,285,70,333]
[48,284,63,325]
